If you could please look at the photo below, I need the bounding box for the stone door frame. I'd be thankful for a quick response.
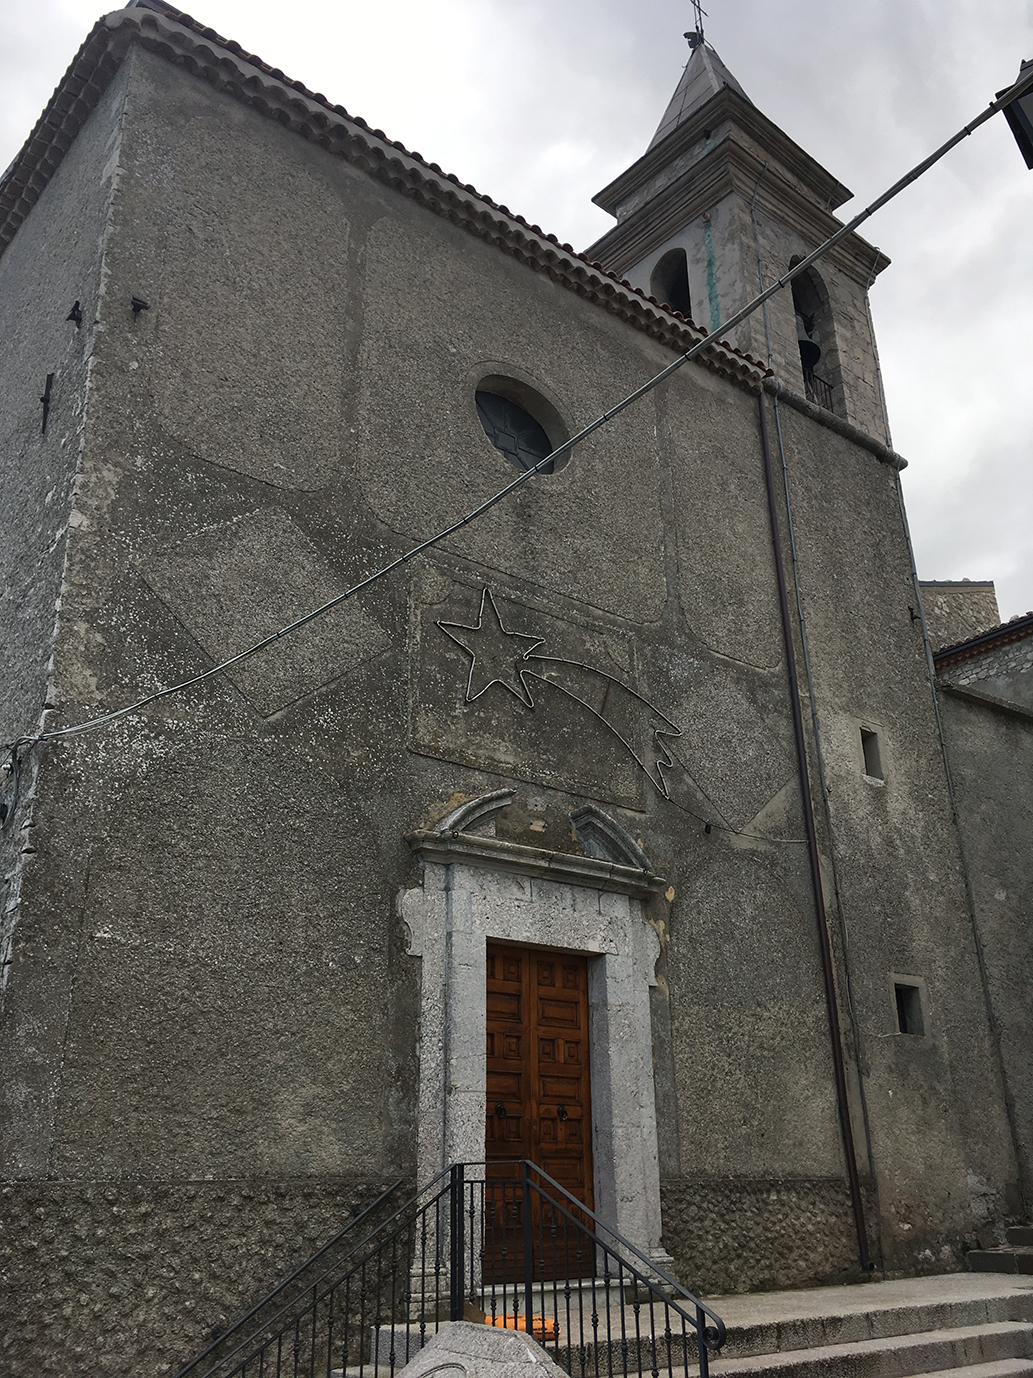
[400,790,675,1274]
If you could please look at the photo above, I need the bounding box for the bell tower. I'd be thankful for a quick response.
[586,33,891,439]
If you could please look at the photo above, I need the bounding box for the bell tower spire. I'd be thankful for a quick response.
[648,27,750,152]
[586,31,891,440]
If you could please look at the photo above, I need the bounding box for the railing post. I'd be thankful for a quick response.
[697,1305,710,1378]
[522,1160,534,1337]
[450,1164,465,1322]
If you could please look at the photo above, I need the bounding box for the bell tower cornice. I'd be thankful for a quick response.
[583,38,894,438]
[588,87,888,288]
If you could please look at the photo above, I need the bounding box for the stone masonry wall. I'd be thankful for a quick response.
[939,632,1033,692]
[0,1177,407,1378]
[920,582,1001,653]
[660,1177,863,1295]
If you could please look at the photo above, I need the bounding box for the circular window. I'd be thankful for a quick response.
[476,391,554,473]
[474,376,568,475]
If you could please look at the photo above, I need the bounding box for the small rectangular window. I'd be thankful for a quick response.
[895,983,924,1036]
[861,728,883,780]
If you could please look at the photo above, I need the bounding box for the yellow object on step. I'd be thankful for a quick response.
[484,1313,559,1343]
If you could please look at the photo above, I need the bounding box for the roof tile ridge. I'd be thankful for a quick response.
[1,2,772,385]
[121,4,767,369]
[934,610,1033,661]
[0,19,112,194]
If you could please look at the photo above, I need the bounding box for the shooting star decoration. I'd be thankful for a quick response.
[437,587,683,797]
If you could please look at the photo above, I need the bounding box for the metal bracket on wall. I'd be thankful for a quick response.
[39,373,54,434]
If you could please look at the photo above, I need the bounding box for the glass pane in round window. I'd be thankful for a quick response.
[475,391,555,473]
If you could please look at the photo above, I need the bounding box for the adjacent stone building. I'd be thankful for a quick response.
[0,4,1028,1374]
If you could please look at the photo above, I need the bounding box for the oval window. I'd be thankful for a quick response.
[475,390,556,474]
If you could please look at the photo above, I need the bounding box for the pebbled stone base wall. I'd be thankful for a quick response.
[0,1176,409,1378]
[659,1176,864,1295]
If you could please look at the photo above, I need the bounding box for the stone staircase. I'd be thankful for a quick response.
[968,1229,1033,1276]
[351,1272,1033,1378]
[701,1273,1033,1378]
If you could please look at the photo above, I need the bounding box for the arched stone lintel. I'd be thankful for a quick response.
[436,789,515,835]
[570,803,652,870]
[409,791,662,898]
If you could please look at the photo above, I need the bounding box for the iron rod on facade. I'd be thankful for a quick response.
[757,394,872,1271]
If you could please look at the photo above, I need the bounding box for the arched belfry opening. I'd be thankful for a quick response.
[588,32,891,436]
[649,247,692,319]
[790,259,841,414]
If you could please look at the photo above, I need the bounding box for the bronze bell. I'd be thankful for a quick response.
[796,310,821,371]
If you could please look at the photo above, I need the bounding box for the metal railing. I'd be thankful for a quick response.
[171,1162,726,1378]
[171,1179,405,1378]
[802,367,835,412]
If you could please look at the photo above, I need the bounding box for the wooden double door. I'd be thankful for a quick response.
[484,943,594,1280]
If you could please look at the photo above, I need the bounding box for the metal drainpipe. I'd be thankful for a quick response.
[757,392,872,1271]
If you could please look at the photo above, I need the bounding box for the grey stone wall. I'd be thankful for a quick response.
[729,194,889,443]
[937,689,1033,1207]
[758,398,1022,1273]
[0,26,1025,1374]
[660,1177,865,1295]
[920,581,1001,652]
[0,60,130,1024]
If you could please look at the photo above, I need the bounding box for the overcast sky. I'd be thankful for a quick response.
[2,0,1031,618]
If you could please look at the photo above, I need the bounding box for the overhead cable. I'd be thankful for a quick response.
[13,58,1033,753]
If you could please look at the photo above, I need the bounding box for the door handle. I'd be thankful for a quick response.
[494,1101,507,1119]
[557,1105,568,1121]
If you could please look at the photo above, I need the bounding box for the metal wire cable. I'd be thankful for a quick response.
[661,773,806,846]
[10,59,1033,754]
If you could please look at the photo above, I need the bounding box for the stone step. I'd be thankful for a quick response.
[1007,1230,1033,1248]
[716,1292,1033,1359]
[369,1276,1033,1376]
[380,1285,1033,1362]
[624,1364,1033,1378]
[968,1250,1033,1275]
[345,1356,1033,1378]
[700,1321,1033,1378]
[537,1281,1033,1361]
[908,1361,1033,1378]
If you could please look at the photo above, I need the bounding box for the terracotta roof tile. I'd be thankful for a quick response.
[934,611,1033,666]
[0,0,773,388]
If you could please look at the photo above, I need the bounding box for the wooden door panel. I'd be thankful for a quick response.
[537,997,580,1026]
[487,991,523,1021]
[487,1069,523,1098]
[486,945,531,1171]
[485,943,594,1282]
[538,1073,582,1099]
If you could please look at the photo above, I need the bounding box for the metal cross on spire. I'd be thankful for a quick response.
[685,0,708,49]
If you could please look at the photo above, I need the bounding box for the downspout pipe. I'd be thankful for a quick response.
[757,393,872,1271]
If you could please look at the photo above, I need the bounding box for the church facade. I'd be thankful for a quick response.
[0,4,1029,1374]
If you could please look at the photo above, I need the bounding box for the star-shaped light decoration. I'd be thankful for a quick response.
[437,588,543,707]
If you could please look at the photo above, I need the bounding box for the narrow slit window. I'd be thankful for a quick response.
[861,728,883,780]
[894,983,924,1036]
